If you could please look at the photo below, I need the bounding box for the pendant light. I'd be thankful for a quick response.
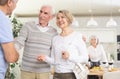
[106,18,117,27]
[87,17,98,26]
[87,10,98,26]
[106,0,117,27]
[87,0,98,27]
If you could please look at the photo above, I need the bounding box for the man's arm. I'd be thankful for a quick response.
[1,42,19,63]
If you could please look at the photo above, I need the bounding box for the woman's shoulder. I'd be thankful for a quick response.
[74,31,82,35]
[97,44,103,48]
[52,34,60,40]
[87,45,93,49]
[73,31,83,38]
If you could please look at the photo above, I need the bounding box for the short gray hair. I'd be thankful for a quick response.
[89,35,99,45]
[0,0,17,5]
[41,5,55,16]
[0,0,8,5]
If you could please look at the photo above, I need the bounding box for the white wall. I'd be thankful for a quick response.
[17,16,120,35]
[75,16,120,35]
[16,16,119,59]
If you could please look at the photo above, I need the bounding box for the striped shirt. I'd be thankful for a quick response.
[15,21,57,72]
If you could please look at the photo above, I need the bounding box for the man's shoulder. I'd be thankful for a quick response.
[48,26,57,33]
[48,26,56,29]
[24,21,36,26]
[22,21,36,29]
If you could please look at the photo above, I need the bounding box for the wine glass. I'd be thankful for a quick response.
[102,62,107,64]
[108,62,113,65]
[102,62,107,67]
[108,59,114,70]
[108,58,114,65]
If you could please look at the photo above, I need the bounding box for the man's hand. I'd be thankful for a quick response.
[37,55,46,62]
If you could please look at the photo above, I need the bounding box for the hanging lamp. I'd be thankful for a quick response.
[87,0,98,27]
[106,18,117,27]
[87,17,98,26]
[87,9,98,27]
[106,0,117,27]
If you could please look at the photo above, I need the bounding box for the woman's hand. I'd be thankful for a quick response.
[62,51,69,60]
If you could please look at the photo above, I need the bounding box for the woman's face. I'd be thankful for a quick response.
[90,38,98,46]
[56,13,69,29]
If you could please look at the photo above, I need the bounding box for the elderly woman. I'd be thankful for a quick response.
[37,10,88,79]
[88,35,108,68]
[88,35,108,79]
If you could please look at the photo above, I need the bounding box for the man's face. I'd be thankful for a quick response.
[39,6,53,26]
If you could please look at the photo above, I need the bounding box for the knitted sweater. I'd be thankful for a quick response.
[15,21,57,72]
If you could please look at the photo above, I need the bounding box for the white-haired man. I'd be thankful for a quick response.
[15,5,57,79]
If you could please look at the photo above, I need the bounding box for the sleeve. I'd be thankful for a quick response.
[14,22,29,51]
[45,38,55,65]
[0,21,13,43]
[87,46,92,60]
[100,45,108,62]
[69,34,88,64]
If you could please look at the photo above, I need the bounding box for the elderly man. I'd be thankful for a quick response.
[15,5,57,79]
[0,0,19,79]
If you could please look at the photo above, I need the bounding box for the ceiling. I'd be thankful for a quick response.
[14,0,120,17]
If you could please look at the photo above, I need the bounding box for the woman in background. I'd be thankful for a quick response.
[88,35,108,79]
[37,10,88,79]
[88,35,108,68]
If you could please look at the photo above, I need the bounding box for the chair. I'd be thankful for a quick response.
[103,71,120,79]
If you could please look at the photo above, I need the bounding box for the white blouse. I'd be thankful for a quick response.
[46,31,88,73]
[88,44,108,62]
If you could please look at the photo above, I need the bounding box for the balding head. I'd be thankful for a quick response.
[0,0,8,5]
[0,0,18,5]
[0,0,18,15]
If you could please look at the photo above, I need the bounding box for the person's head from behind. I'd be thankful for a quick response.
[56,10,73,29]
[89,35,99,47]
[0,0,18,15]
[39,5,55,27]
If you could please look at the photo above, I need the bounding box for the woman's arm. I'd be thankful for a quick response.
[100,45,108,62]
[69,35,88,64]
[37,40,55,65]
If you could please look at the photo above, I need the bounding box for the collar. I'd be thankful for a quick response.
[36,23,49,32]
